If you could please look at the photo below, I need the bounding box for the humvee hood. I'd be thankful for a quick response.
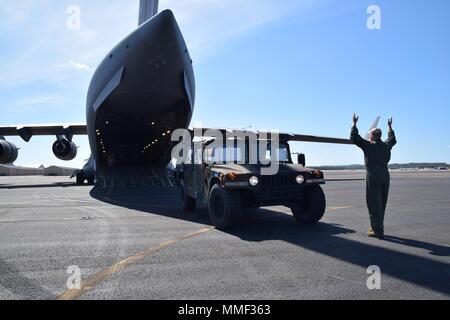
[211,163,306,175]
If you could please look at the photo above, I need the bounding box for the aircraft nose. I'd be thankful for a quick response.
[141,9,176,31]
[158,9,175,21]
[137,8,183,51]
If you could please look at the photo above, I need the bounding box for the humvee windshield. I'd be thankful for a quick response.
[203,142,291,164]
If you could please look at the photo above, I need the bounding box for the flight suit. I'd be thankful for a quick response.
[350,127,397,236]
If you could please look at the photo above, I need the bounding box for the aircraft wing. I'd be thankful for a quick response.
[285,133,351,145]
[0,124,87,142]
[192,128,351,145]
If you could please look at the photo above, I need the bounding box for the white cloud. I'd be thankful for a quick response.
[70,61,90,70]
[18,94,61,107]
[0,0,331,168]
[161,0,329,59]
[0,0,49,28]
[0,0,330,88]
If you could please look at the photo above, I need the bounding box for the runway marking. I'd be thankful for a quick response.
[0,218,88,224]
[326,206,356,212]
[57,226,215,300]
[57,205,354,300]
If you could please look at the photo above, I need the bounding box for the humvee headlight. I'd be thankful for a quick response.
[296,175,305,185]
[249,176,259,186]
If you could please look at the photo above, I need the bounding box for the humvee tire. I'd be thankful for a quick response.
[291,185,326,224]
[180,179,196,212]
[208,184,241,230]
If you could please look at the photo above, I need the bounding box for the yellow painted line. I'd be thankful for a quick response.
[326,206,355,212]
[57,226,215,300]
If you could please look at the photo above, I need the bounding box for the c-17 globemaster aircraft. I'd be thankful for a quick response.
[0,0,360,186]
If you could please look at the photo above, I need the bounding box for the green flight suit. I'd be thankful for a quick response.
[350,126,397,235]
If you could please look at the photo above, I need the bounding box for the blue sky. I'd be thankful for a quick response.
[0,0,449,168]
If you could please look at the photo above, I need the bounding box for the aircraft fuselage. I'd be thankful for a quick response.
[86,10,195,175]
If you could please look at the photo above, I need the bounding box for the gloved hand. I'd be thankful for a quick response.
[353,113,359,127]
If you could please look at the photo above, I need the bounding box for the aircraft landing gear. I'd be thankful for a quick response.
[76,172,95,185]
[76,172,85,185]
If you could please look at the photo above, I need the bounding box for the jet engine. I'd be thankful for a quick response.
[53,139,77,161]
[0,140,19,164]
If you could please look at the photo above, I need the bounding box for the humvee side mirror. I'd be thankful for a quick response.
[297,153,306,166]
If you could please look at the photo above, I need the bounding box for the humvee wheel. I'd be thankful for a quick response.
[291,185,326,224]
[208,184,241,230]
[180,179,196,212]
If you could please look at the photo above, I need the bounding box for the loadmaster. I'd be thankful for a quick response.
[351,114,397,239]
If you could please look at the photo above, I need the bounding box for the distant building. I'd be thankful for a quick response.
[0,164,43,176]
[43,166,77,176]
[0,164,77,177]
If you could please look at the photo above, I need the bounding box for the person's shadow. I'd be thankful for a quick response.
[384,236,450,257]
[91,187,450,297]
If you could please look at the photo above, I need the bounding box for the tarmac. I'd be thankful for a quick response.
[0,170,449,300]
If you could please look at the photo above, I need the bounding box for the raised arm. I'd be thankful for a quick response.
[385,117,397,149]
[350,114,369,150]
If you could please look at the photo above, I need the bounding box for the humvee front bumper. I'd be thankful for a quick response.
[222,173,325,206]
